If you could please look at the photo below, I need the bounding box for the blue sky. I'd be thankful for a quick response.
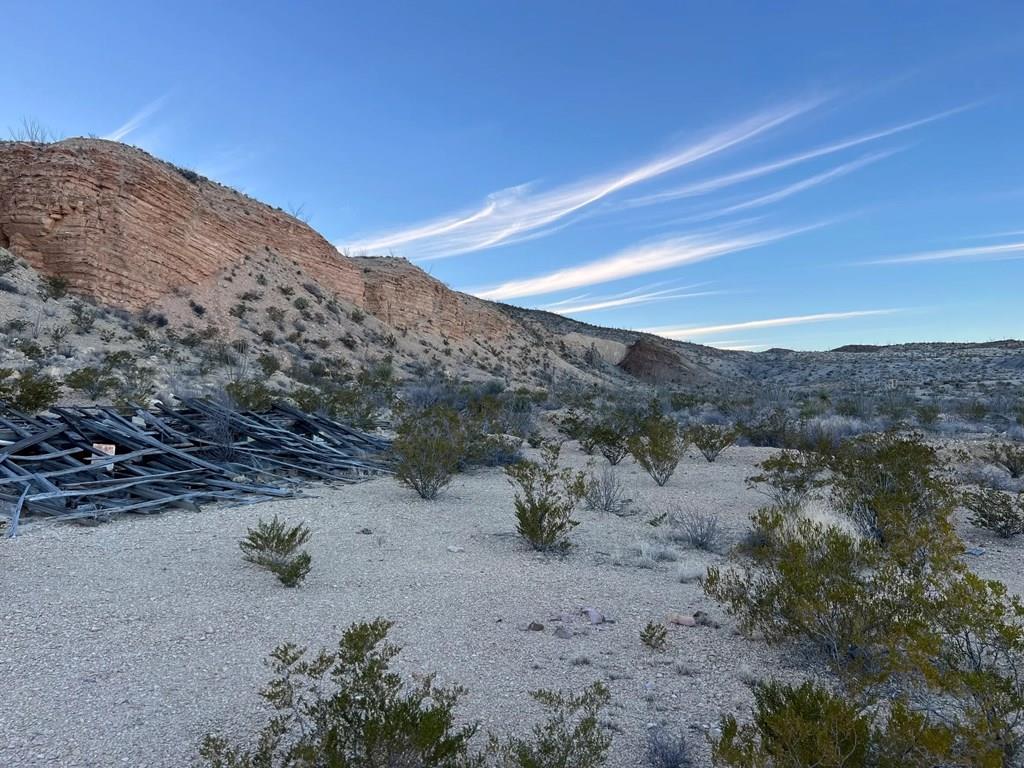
[4,2,1023,350]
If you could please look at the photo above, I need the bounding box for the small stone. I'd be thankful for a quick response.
[965,546,986,556]
[357,528,373,535]
[554,627,573,639]
[582,607,608,624]
[667,612,697,627]
[446,545,465,553]
[527,621,545,631]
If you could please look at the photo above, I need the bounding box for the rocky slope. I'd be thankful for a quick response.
[2,137,1023,405]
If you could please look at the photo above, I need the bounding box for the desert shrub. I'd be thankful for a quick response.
[686,423,737,462]
[505,442,587,552]
[916,402,941,427]
[239,516,312,587]
[65,366,116,400]
[70,302,97,333]
[962,487,1024,539]
[703,508,886,669]
[112,363,156,408]
[584,466,631,516]
[739,408,794,448]
[256,353,280,376]
[645,727,691,768]
[0,251,15,275]
[225,379,275,412]
[590,411,632,465]
[745,450,822,509]
[0,367,61,413]
[713,680,872,768]
[990,442,1024,479]
[640,622,668,651]
[827,433,955,552]
[628,406,686,486]
[394,404,465,500]
[38,274,68,300]
[557,409,598,453]
[667,507,721,552]
[489,682,611,768]
[292,296,310,311]
[199,618,477,768]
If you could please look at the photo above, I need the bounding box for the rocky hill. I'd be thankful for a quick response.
[1,138,721,398]
[2,137,1022,407]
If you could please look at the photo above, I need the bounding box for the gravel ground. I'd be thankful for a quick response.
[2,443,1020,768]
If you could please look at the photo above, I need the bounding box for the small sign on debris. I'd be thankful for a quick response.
[91,443,116,471]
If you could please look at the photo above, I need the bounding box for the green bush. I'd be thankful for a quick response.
[713,680,871,768]
[685,423,737,463]
[199,618,477,767]
[394,405,465,500]
[505,442,586,551]
[65,366,116,400]
[70,302,97,333]
[0,367,61,413]
[962,487,1024,539]
[990,442,1024,479]
[489,683,611,768]
[225,379,276,412]
[239,516,312,587]
[640,621,668,651]
[703,508,884,670]
[745,450,822,510]
[827,434,954,553]
[38,274,69,300]
[200,619,612,768]
[627,405,685,486]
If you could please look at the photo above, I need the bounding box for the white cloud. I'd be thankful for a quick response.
[861,240,1024,265]
[642,309,902,339]
[540,284,721,315]
[473,226,811,301]
[104,95,168,142]
[339,99,822,260]
[625,105,970,209]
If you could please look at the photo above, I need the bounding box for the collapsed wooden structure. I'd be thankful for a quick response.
[0,398,391,536]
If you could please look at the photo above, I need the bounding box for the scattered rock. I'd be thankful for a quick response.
[693,611,721,628]
[667,613,697,627]
[527,621,545,632]
[965,546,986,556]
[446,545,465,553]
[582,607,611,624]
[357,528,373,535]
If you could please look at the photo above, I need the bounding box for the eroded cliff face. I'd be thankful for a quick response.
[355,256,516,342]
[0,139,364,310]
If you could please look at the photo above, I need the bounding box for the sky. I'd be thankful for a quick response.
[3,1,1023,351]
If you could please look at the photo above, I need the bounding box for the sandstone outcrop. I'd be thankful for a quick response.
[0,139,364,310]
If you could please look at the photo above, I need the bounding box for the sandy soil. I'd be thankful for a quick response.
[1,443,1020,768]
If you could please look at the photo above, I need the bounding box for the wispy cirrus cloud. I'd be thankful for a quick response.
[339,99,823,260]
[625,105,970,209]
[641,309,902,339]
[539,282,722,315]
[860,240,1024,265]
[473,225,814,301]
[104,95,168,142]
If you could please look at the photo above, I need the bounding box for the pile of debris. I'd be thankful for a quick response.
[0,398,391,536]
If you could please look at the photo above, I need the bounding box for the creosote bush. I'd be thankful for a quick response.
[745,450,822,510]
[705,433,1024,765]
[506,442,587,551]
[239,515,312,587]
[962,487,1024,539]
[990,441,1024,479]
[628,404,686,486]
[200,618,612,768]
[394,404,464,500]
[0,367,62,413]
[685,423,737,463]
